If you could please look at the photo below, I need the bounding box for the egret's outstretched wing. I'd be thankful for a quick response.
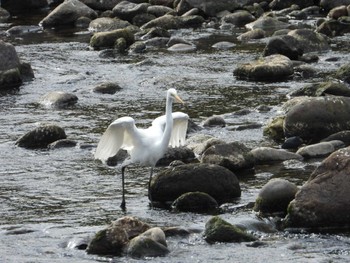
[94,117,139,162]
[170,112,189,147]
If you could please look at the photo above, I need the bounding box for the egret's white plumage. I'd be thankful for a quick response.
[94,88,188,209]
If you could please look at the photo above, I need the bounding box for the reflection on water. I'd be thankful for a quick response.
[1,10,350,263]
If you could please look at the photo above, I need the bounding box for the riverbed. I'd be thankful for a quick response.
[1,8,350,263]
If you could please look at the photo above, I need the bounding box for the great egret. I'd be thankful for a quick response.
[94,88,189,209]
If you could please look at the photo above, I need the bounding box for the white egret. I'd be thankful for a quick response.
[94,88,189,210]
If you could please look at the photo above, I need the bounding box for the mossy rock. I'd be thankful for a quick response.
[90,28,135,49]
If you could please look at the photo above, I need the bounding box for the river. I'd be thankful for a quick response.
[1,8,350,263]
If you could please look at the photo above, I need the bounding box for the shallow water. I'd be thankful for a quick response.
[1,10,350,263]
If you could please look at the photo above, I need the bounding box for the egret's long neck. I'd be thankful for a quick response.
[160,94,173,151]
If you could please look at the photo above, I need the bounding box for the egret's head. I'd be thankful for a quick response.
[168,88,184,104]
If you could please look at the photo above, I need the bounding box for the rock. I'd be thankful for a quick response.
[88,17,132,33]
[127,227,169,258]
[172,191,219,213]
[204,216,257,243]
[87,216,150,255]
[221,10,256,27]
[269,0,314,10]
[80,0,121,11]
[167,43,196,52]
[141,14,204,30]
[237,29,265,42]
[233,54,294,81]
[316,18,350,37]
[0,7,11,22]
[156,147,195,165]
[147,5,174,17]
[287,29,330,52]
[132,13,157,27]
[93,82,122,94]
[282,136,303,149]
[263,35,302,60]
[16,124,67,149]
[90,28,135,50]
[184,0,250,17]
[162,226,191,237]
[320,0,350,11]
[285,146,350,229]
[40,0,98,27]
[335,63,350,83]
[201,142,255,172]
[283,97,350,142]
[140,27,170,40]
[289,81,350,97]
[39,91,78,108]
[203,115,226,127]
[327,5,348,19]
[150,163,241,204]
[48,139,77,149]
[113,1,149,22]
[250,147,303,163]
[212,41,236,50]
[254,178,299,216]
[263,116,285,142]
[321,130,350,146]
[296,140,344,158]
[245,16,290,33]
[186,134,225,156]
[2,0,48,11]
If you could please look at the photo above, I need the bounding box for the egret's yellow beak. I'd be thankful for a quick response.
[174,94,185,104]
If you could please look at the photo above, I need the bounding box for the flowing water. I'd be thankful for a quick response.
[1,9,350,263]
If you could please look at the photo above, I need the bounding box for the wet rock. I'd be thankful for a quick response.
[335,63,350,83]
[296,140,344,158]
[327,5,348,19]
[167,43,196,52]
[221,10,256,27]
[40,0,98,27]
[90,28,135,50]
[250,147,303,163]
[141,14,204,30]
[39,91,78,108]
[254,178,299,216]
[93,82,122,94]
[212,41,236,50]
[147,5,174,17]
[132,13,157,27]
[282,136,303,149]
[285,146,350,229]
[129,41,146,53]
[172,191,219,213]
[269,0,314,10]
[48,139,77,149]
[150,163,241,204]
[113,1,149,22]
[75,16,91,28]
[245,16,290,33]
[156,146,195,165]
[235,218,277,233]
[320,0,350,12]
[204,216,257,243]
[162,226,191,237]
[203,115,226,127]
[127,227,169,258]
[263,35,302,60]
[145,37,169,48]
[2,0,48,11]
[184,0,249,17]
[186,134,225,156]
[140,27,170,40]
[321,130,350,146]
[287,29,330,52]
[316,18,350,37]
[201,142,255,172]
[237,29,265,42]
[263,116,285,142]
[88,17,132,33]
[233,54,294,81]
[0,7,11,22]
[283,97,350,142]
[87,216,150,256]
[289,81,350,97]
[80,0,121,11]
[16,124,67,149]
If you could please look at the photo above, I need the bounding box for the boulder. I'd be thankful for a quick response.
[80,0,122,10]
[237,28,265,42]
[283,97,350,142]
[233,54,294,81]
[167,43,197,52]
[141,14,204,30]
[90,28,135,49]
[281,136,303,149]
[39,91,78,108]
[150,163,241,204]
[335,63,350,83]
[204,216,257,243]
[87,216,150,255]
[269,0,314,10]
[172,191,219,213]
[221,10,256,27]
[250,147,303,163]
[296,140,344,158]
[184,0,250,17]
[287,29,330,52]
[48,139,77,149]
[289,81,350,97]
[40,0,98,27]
[93,82,122,94]
[327,5,348,19]
[202,115,226,127]
[147,5,174,17]
[285,147,350,229]
[156,147,195,165]
[245,16,290,33]
[201,142,255,172]
[113,1,149,21]
[186,134,225,156]
[2,0,48,11]
[127,227,169,258]
[254,178,299,216]
[263,35,303,60]
[321,130,350,146]
[316,18,350,37]
[320,0,350,11]
[16,124,67,149]
[88,17,132,32]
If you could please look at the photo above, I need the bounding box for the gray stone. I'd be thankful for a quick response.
[172,191,219,213]
[296,140,344,158]
[250,147,303,163]
[88,17,132,32]
[221,10,255,27]
[39,91,78,108]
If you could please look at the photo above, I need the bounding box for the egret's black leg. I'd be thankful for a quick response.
[120,166,126,210]
[148,167,154,208]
